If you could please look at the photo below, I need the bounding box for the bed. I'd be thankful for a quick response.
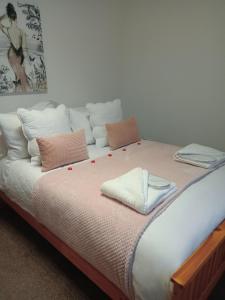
[0,142,225,300]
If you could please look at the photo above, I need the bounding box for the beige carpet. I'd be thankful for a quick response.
[0,204,224,300]
[0,205,108,300]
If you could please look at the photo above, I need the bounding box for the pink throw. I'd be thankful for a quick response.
[32,141,209,298]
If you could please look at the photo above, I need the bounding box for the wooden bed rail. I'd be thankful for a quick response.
[171,219,225,300]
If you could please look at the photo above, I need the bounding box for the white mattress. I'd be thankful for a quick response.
[0,147,225,300]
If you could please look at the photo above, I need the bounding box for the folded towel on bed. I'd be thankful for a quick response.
[101,167,176,215]
[174,143,225,169]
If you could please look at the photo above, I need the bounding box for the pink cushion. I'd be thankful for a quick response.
[106,116,140,150]
[37,130,89,172]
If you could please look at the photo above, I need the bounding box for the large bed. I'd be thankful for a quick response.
[0,142,225,300]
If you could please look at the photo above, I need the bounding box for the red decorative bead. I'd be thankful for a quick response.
[122,148,127,151]
[91,160,96,164]
[67,167,73,171]
[108,153,112,157]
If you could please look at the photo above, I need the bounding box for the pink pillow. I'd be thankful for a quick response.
[106,116,140,150]
[37,130,89,172]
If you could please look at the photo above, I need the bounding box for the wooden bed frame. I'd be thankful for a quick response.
[0,190,224,300]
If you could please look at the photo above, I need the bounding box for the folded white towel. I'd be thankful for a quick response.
[101,168,176,215]
[174,143,225,169]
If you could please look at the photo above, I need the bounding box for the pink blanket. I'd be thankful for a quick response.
[32,141,209,298]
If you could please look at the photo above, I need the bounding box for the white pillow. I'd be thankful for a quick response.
[72,106,89,116]
[28,139,41,165]
[28,101,58,164]
[86,99,123,147]
[0,101,58,161]
[17,104,72,164]
[0,113,29,160]
[69,108,94,145]
[18,104,71,140]
[0,134,7,158]
[92,126,107,148]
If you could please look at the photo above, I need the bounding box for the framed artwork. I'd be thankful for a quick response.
[0,0,47,95]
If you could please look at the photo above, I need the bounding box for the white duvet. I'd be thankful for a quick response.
[0,146,225,300]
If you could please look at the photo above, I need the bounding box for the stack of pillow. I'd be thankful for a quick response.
[86,99,140,149]
[0,100,58,161]
[0,99,140,172]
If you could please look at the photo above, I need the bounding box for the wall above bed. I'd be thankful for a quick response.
[120,0,225,150]
[0,0,122,112]
[1,0,224,151]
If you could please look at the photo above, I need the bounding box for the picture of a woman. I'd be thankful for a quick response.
[0,3,30,93]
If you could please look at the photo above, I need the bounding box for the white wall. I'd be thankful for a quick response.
[1,0,225,150]
[121,0,225,150]
[0,0,122,113]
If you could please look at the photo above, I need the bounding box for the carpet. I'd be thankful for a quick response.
[0,204,224,300]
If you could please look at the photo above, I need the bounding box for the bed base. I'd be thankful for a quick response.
[0,191,224,300]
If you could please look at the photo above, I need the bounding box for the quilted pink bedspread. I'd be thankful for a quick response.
[32,140,209,298]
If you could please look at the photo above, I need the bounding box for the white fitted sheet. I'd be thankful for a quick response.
[0,147,225,300]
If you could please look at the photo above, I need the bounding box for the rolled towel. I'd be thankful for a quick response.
[174,143,225,169]
[101,167,176,215]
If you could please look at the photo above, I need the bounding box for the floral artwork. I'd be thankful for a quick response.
[0,0,47,95]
